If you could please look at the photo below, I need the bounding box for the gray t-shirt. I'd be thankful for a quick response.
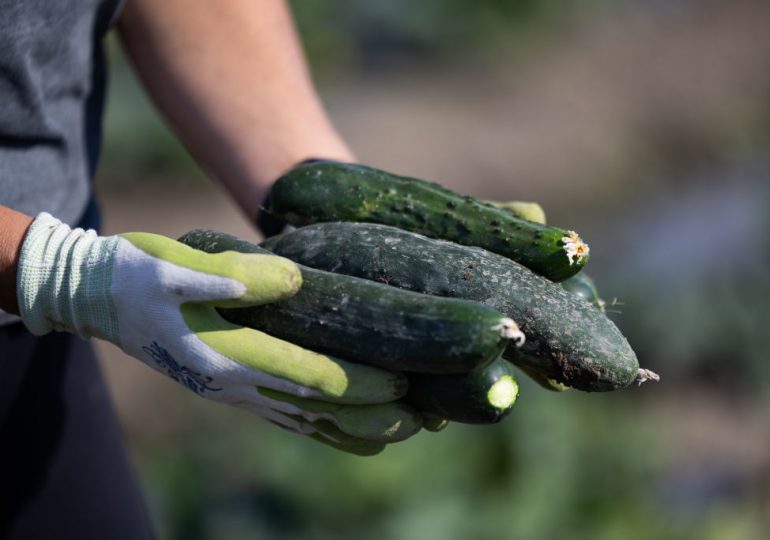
[0,0,122,325]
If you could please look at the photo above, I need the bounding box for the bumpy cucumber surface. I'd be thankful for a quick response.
[179,230,513,374]
[266,160,588,281]
[406,356,519,424]
[262,223,639,391]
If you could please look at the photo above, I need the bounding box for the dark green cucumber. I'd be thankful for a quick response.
[179,230,514,374]
[265,160,588,281]
[561,272,606,312]
[496,199,607,316]
[406,356,519,424]
[262,223,639,391]
[509,351,569,392]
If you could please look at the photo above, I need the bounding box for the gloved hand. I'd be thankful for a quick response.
[483,200,546,225]
[16,213,421,455]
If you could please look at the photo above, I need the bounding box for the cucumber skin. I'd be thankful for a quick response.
[406,356,519,424]
[179,230,508,374]
[561,272,605,311]
[266,161,586,282]
[262,223,639,392]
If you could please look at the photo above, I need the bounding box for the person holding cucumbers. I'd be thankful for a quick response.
[0,1,426,536]
[1,0,629,537]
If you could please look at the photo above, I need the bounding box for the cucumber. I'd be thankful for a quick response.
[265,160,588,281]
[179,230,516,374]
[514,358,569,392]
[561,272,606,312]
[406,356,519,424]
[262,223,640,391]
[494,200,607,316]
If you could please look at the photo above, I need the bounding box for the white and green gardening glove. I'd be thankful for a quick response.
[484,200,546,225]
[16,213,421,455]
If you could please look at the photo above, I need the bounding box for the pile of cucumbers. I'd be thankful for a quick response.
[180,160,657,429]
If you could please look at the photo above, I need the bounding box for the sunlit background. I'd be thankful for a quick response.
[95,1,770,538]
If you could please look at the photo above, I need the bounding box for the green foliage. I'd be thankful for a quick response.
[289,0,577,74]
[138,378,763,540]
[607,175,770,394]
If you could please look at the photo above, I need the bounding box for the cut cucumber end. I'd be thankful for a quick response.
[635,368,660,386]
[487,375,519,409]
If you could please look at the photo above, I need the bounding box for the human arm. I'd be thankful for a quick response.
[0,205,33,314]
[116,0,354,221]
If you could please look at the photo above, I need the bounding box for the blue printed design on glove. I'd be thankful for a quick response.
[142,341,222,394]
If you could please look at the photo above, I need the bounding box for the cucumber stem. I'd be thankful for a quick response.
[635,368,660,386]
[494,317,525,347]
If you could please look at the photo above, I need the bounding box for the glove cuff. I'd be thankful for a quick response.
[17,212,120,340]
[256,158,324,238]
[255,192,288,239]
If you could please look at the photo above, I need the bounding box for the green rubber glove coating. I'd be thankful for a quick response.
[182,304,408,404]
[485,200,547,225]
[122,232,302,306]
[257,388,422,442]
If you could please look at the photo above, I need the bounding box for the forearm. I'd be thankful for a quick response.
[117,0,354,220]
[0,205,34,314]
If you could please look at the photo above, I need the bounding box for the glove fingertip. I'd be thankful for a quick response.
[333,402,423,444]
[225,252,303,306]
[309,433,386,457]
[422,416,450,433]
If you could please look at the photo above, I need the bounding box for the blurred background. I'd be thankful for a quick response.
[95,0,770,538]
